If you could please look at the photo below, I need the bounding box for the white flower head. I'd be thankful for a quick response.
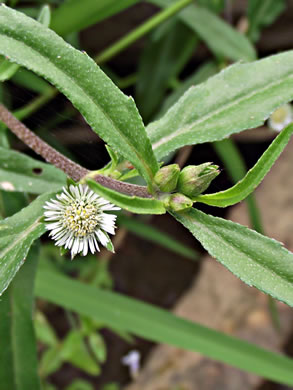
[44,184,120,259]
[268,104,293,132]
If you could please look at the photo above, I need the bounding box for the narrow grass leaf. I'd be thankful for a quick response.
[247,0,285,42]
[136,19,197,121]
[12,69,52,95]
[0,244,41,390]
[150,0,256,61]
[212,138,263,233]
[117,214,198,260]
[51,0,141,36]
[35,270,293,386]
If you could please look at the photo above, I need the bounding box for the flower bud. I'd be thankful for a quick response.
[177,163,220,198]
[168,193,193,212]
[154,164,180,192]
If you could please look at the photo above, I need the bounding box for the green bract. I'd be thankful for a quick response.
[177,163,220,198]
[154,163,180,192]
[87,179,166,215]
[167,193,193,211]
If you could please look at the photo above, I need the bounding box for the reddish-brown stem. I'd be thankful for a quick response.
[0,104,152,198]
[0,103,88,181]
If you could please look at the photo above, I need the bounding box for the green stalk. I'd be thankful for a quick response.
[95,0,194,64]
[14,87,57,121]
[117,73,138,89]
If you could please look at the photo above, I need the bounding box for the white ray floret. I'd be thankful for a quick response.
[44,184,120,259]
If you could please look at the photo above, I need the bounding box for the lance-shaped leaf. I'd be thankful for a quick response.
[0,192,54,295]
[159,61,218,116]
[247,0,285,42]
[171,208,293,307]
[147,50,293,159]
[35,269,293,386]
[0,146,66,194]
[51,0,141,36]
[195,123,293,207]
[136,19,198,121]
[0,244,41,390]
[87,179,166,215]
[0,5,158,188]
[150,0,256,62]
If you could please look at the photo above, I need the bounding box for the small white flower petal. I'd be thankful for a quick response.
[44,184,118,258]
[82,237,88,256]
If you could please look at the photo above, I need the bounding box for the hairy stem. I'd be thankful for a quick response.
[0,104,152,198]
[0,103,87,181]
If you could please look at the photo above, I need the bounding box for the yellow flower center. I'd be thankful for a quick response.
[62,199,100,237]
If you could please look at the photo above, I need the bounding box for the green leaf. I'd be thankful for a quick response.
[0,6,158,188]
[196,0,225,13]
[61,331,100,375]
[247,0,286,42]
[65,380,94,390]
[117,214,198,260]
[50,0,141,36]
[0,54,19,81]
[212,138,263,233]
[149,0,256,61]
[147,50,293,159]
[35,269,293,386]
[0,146,66,194]
[0,191,55,295]
[87,179,166,215]
[12,68,52,94]
[136,19,197,120]
[0,244,41,390]
[37,5,51,28]
[39,345,63,378]
[196,123,293,207]
[88,333,107,363]
[213,138,247,184]
[35,311,58,347]
[171,208,293,307]
[0,191,27,219]
[158,61,218,117]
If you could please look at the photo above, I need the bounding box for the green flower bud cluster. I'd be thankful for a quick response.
[154,164,180,192]
[178,163,220,198]
[154,162,220,212]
